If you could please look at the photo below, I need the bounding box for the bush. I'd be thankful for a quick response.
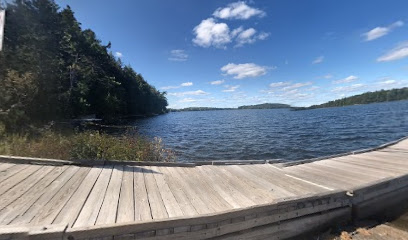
[0,130,176,162]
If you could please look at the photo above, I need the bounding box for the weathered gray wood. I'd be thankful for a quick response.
[162,166,213,215]
[116,165,135,223]
[181,166,232,211]
[0,166,67,225]
[29,167,91,225]
[150,166,184,218]
[0,165,42,195]
[8,166,80,225]
[0,166,54,211]
[63,190,348,239]
[73,165,114,227]
[210,166,274,205]
[133,166,153,221]
[0,163,16,172]
[198,166,255,208]
[53,165,104,227]
[158,167,199,216]
[96,165,124,225]
[141,167,168,220]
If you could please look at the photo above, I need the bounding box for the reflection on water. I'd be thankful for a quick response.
[130,101,408,162]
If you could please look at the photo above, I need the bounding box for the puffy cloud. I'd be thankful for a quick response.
[332,75,358,84]
[210,80,225,85]
[179,98,197,103]
[221,63,268,79]
[282,82,313,91]
[213,1,266,20]
[168,90,209,97]
[312,56,324,64]
[168,49,188,61]
[181,82,193,87]
[192,19,268,48]
[269,82,291,88]
[363,21,404,41]
[192,18,231,48]
[222,85,240,92]
[331,84,365,93]
[234,28,270,47]
[161,82,194,90]
[115,52,123,58]
[377,41,408,62]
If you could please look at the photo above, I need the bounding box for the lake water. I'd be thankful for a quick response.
[132,101,408,162]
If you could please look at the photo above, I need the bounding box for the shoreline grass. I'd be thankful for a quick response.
[0,129,176,162]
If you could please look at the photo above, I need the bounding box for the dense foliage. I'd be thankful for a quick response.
[307,88,408,109]
[0,0,168,132]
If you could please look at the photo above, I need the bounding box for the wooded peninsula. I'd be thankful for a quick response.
[0,0,168,133]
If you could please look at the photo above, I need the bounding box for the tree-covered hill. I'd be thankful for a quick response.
[297,88,408,110]
[0,0,168,132]
[238,103,291,109]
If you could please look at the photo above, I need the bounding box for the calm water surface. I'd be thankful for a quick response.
[132,101,408,162]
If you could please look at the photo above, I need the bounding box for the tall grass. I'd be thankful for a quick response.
[0,129,176,162]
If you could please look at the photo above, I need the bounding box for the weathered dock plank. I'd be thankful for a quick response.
[0,137,408,240]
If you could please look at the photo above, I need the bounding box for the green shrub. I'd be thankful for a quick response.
[0,130,176,162]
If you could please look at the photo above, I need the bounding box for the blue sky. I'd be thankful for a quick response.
[55,0,408,108]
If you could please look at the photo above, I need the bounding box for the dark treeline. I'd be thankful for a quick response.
[294,88,408,110]
[169,103,291,112]
[238,103,290,109]
[0,0,167,132]
[169,107,235,112]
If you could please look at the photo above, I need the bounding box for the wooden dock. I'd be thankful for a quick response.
[0,137,407,239]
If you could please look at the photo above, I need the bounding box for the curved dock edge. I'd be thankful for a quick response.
[4,172,408,240]
[0,135,407,168]
[281,135,408,167]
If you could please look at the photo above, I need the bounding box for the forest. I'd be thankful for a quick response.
[0,0,168,133]
[294,87,408,110]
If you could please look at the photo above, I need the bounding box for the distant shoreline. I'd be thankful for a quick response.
[169,87,408,112]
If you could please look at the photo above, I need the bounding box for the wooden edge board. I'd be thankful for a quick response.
[62,190,348,239]
[349,173,408,202]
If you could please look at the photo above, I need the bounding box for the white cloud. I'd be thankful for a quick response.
[234,28,270,47]
[168,49,188,61]
[181,82,193,87]
[269,81,291,88]
[363,20,404,41]
[323,74,333,79]
[115,52,123,58]
[213,1,266,20]
[161,86,180,90]
[312,56,324,64]
[168,90,209,97]
[192,18,231,48]
[210,80,225,85]
[331,83,365,93]
[161,82,194,90]
[221,63,268,79]
[283,82,313,91]
[332,75,358,84]
[376,78,408,89]
[222,85,240,92]
[379,79,396,85]
[377,41,408,62]
[179,98,197,103]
